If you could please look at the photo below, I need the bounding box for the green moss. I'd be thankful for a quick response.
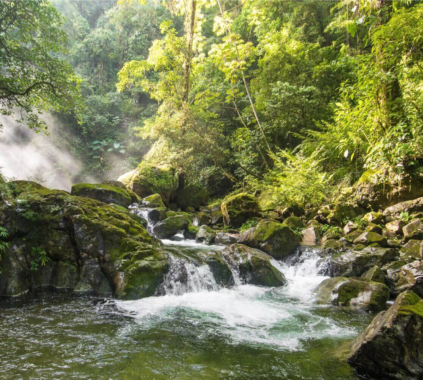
[221,193,260,227]
[144,194,165,208]
[282,216,303,229]
[398,291,423,318]
[71,183,132,207]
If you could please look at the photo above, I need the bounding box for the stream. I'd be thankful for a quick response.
[0,237,372,379]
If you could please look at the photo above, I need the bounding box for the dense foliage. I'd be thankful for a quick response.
[2,0,423,206]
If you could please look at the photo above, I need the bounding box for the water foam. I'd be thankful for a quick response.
[115,245,355,351]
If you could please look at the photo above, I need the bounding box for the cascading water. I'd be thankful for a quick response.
[115,242,358,352]
[129,204,155,232]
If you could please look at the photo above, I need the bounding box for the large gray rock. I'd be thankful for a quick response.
[353,231,387,247]
[348,290,423,379]
[302,221,321,245]
[196,225,216,245]
[239,219,299,259]
[384,196,423,220]
[316,277,389,312]
[386,260,423,298]
[403,219,423,241]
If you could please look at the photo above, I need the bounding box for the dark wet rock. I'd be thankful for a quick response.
[316,277,389,312]
[348,290,423,379]
[152,215,189,239]
[221,244,286,287]
[221,193,261,227]
[239,219,299,260]
[173,184,209,210]
[328,246,397,277]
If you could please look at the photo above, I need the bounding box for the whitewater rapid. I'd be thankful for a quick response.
[115,241,357,351]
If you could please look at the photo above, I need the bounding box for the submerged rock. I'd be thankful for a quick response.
[221,244,286,287]
[221,193,261,227]
[348,290,423,379]
[316,277,389,312]
[239,219,299,260]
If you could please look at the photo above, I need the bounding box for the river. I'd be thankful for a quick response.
[0,238,372,379]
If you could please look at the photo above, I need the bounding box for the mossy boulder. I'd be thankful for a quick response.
[402,219,423,241]
[361,265,386,284]
[353,231,387,247]
[239,219,299,260]
[400,239,423,260]
[118,162,179,205]
[215,232,239,245]
[345,229,364,243]
[354,170,423,210]
[152,215,189,239]
[282,216,303,229]
[327,204,366,226]
[383,196,423,221]
[71,183,134,207]
[196,225,216,245]
[5,180,47,197]
[329,246,397,277]
[221,244,286,287]
[221,193,261,227]
[385,260,423,298]
[0,186,169,300]
[173,184,209,210]
[362,212,384,224]
[193,211,211,226]
[183,224,199,240]
[343,221,359,235]
[348,291,423,379]
[143,193,166,209]
[316,277,389,312]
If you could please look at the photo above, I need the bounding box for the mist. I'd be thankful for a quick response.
[0,113,89,191]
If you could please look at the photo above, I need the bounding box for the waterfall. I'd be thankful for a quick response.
[156,253,219,295]
[129,205,155,232]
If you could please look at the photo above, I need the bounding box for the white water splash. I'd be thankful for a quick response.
[115,245,356,351]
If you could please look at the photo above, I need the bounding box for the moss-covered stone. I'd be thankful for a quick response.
[193,211,211,226]
[183,224,199,239]
[316,277,389,312]
[386,220,405,235]
[353,231,387,247]
[345,229,364,243]
[221,193,261,227]
[71,183,133,207]
[282,216,303,229]
[327,204,366,226]
[239,219,299,260]
[361,265,386,284]
[400,239,423,260]
[402,219,423,240]
[362,212,384,224]
[118,162,179,205]
[143,193,166,208]
[222,244,286,287]
[348,290,423,379]
[196,225,216,244]
[0,186,169,300]
[329,246,397,277]
[385,260,423,298]
[152,215,189,239]
[365,223,383,234]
